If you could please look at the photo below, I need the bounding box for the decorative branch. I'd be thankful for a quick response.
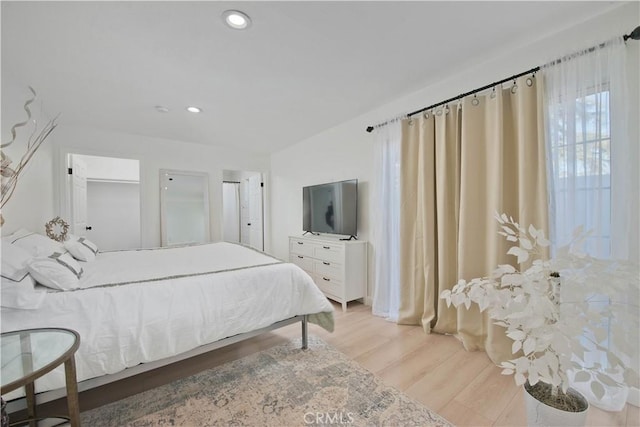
[0,87,59,225]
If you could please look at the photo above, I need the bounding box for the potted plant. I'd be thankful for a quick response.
[440,213,639,426]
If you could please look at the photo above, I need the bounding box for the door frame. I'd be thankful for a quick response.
[57,147,142,247]
[221,170,265,251]
[159,169,211,247]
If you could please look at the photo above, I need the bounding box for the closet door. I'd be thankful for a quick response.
[70,155,88,236]
[160,170,210,247]
[248,175,263,251]
[222,182,240,243]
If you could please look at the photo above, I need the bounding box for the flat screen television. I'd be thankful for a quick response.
[303,179,357,238]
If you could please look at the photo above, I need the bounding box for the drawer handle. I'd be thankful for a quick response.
[322,277,330,281]
[297,242,303,245]
[323,246,330,249]
[298,255,304,259]
[323,261,330,265]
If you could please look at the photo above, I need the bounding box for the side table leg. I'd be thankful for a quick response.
[20,331,36,427]
[64,356,81,427]
[25,382,36,427]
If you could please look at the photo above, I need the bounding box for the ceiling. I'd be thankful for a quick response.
[1,1,619,155]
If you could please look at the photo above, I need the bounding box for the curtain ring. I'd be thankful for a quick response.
[526,77,534,87]
[444,105,450,114]
[490,87,496,99]
[408,118,414,126]
[435,107,443,116]
[511,84,518,94]
[423,111,429,119]
[471,94,480,106]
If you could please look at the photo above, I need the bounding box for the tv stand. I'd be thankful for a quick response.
[339,235,357,241]
[303,231,320,236]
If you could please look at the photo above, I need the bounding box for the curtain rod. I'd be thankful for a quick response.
[365,25,640,133]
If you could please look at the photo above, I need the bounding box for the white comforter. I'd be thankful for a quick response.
[1,242,334,397]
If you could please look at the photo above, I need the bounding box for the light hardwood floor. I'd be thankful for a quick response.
[36,301,638,426]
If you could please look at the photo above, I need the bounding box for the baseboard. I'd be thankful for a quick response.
[628,386,640,407]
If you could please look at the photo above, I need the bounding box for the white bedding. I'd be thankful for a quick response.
[1,242,334,398]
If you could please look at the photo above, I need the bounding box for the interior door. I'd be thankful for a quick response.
[248,174,263,251]
[222,182,240,243]
[69,155,88,237]
[240,179,250,245]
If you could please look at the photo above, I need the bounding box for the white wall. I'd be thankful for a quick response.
[269,2,640,302]
[80,154,139,182]
[1,78,56,235]
[53,125,269,248]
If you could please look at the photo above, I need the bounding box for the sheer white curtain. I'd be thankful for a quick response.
[543,37,638,410]
[544,37,632,259]
[371,118,402,321]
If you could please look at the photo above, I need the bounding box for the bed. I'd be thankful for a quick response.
[0,231,334,408]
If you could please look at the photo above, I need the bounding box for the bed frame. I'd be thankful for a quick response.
[6,314,309,412]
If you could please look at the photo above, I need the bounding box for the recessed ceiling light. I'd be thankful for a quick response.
[186,106,202,113]
[222,10,251,30]
[155,105,170,113]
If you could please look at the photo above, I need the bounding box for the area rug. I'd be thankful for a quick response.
[81,337,452,426]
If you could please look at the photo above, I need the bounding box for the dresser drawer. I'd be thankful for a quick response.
[290,239,315,257]
[290,254,313,272]
[314,259,343,280]
[313,243,344,263]
[315,275,343,298]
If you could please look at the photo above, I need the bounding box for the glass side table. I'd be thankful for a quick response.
[1,328,81,427]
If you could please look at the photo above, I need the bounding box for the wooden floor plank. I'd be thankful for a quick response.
[439,399,494,427]
[375,333,463,392]
[493,389,528,427]
[403,345,493,412]
[354,327,429,373]
[453,361,521,422]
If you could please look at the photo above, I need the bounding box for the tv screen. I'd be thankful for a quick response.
[303,179,357,237]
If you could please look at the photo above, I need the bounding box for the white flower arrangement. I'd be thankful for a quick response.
[441,213,639,404]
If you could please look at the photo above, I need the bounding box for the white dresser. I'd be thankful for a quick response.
[289,235,367,312]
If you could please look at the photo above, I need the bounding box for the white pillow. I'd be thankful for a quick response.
[1,274,47,309]
[1,240,33,281]
[11,232,64,257]
[2,228,32,242]
[28,252,84,291]
[65,235,99,261]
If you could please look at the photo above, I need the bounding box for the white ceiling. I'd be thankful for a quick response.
[1,1,619,155]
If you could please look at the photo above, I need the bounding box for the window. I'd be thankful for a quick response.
[548,89,612,258]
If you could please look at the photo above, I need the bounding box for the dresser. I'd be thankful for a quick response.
[289,235,367,311]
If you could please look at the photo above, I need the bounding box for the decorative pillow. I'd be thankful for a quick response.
[27,252,83,291]
[11,232,65,257]
[1,240,33,281]
[2,228,32,242]
[1,274,47,309]
[64,235,99,262]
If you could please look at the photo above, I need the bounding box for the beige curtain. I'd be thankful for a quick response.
[398,76,549,365]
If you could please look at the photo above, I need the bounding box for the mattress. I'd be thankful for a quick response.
[1,242,334,398]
